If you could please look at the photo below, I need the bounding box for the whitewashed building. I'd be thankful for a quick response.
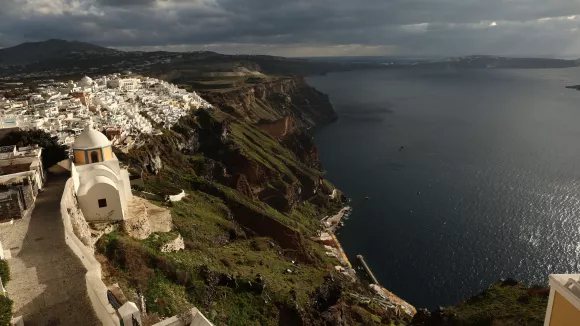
[71,126,132,221]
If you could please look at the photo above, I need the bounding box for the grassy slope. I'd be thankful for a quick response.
[98,187,338,325]
[423,282,548,326]
[99,190,330,325]
[97,108,363,325]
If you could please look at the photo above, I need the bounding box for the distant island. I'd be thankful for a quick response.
[402,55,579,69]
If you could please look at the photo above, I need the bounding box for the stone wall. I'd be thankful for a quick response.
[31,179,39,198]
[61,179,92,248]
[19,184,34,211]
[0,191,24,222]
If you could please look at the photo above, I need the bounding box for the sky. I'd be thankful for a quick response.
[1,0,580,57]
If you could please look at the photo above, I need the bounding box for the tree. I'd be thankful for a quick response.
[0,130,67,169]
[0,295,12,326]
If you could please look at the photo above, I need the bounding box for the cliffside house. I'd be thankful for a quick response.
[70,126,132,222]
[0,145,45,223]
[544,274,580,325]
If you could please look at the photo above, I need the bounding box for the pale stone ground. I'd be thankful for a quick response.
[0,176,100,325]
[124,196,172,239]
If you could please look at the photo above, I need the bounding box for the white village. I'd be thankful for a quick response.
[0,75,215,325]
[0,75,212,149]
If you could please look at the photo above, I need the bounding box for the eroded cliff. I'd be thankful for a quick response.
[200,77,337,129]
[95,77,410,325]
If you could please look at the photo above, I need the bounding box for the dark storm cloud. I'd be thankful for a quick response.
[96,0,155,6]
[1,0,580,56]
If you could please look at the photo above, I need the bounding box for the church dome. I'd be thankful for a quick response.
[79,76,93,87]
[73,129,110,149]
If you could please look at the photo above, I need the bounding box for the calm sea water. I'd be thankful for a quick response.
[308,68,580,309]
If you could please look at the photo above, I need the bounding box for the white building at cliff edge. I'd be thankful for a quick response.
[70,125,132,221]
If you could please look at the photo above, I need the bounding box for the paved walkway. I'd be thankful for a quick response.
[0,176,100,325]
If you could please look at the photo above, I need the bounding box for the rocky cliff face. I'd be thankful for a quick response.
[102,78,411,326]
[122,107,338,257]
[256,116,297,139]
[200,77,337,129]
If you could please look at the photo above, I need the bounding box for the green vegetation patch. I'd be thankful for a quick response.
[146,276,192,317]
[96,189,335,325]
[0,260,10,284]
[439,281,548,326]
[228,120,319,182]
[0,295,12,326]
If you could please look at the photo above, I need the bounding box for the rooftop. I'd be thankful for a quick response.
[73,128,110,149]
[0,145,42,160]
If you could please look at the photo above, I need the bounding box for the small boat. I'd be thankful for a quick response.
[365,196,370,200]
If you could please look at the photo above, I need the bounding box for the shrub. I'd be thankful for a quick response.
[131,185,145,192]
[220,258,232,268]
[517,294,531,304]
[0,295,13,326]
[123,244,154,290]
[183,239,201,251]
[251,238,271,251]
[350,305,375,325]
[0,260,10,284]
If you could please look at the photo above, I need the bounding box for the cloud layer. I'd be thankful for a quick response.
[1,0,580,57]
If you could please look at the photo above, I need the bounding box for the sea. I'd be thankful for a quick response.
[308,67,580,309]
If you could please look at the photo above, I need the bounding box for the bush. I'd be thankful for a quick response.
[220,258,232,268]
[517,294,531,304]
[0,295,12,326]
[123,244,154,290]
[250,238,271,251]
[0,260,10,284]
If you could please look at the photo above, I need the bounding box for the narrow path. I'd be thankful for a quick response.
[0,176,100,325]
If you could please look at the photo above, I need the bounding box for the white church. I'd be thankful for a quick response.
[70,124,132,221]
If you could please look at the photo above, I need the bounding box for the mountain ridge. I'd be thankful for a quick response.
[2,39,579,71]
[0,39,118,66]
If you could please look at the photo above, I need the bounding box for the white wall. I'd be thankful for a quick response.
[60,178,120,326]
[152,308,214,326]
[71,163,80,193]
[75,157,129,216]
[78,181,124,221]
[120,169,132,201]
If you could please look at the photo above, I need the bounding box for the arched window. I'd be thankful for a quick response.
[90,151,99,163]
